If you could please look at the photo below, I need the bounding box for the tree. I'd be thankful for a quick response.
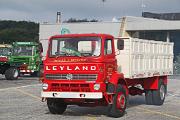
[0,20,39,44]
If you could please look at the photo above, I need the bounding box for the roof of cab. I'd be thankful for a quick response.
[50,33,114,39]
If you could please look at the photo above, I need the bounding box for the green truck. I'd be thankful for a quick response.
[0,42,42,80]
[0,44,19,80]
[10,42,42,77]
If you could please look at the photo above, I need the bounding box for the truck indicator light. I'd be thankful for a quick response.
[94,84,100,90]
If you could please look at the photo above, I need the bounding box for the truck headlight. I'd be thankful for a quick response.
[94,84,100,90]
[42,83,48,90]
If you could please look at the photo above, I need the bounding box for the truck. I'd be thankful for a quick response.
[10,42,42,76]
[0,44,19,80]
[41,33,173,117]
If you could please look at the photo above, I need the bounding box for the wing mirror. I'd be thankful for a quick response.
[117,39,124,50]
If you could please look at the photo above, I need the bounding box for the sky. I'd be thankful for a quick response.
[0,0,180,23]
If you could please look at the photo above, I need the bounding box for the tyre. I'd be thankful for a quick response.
[145,90,153,105]
[108,84,127,118]
[145,79,166,105]
[152,80,166,105]
[5,67,19,80]
[47,98,67,114]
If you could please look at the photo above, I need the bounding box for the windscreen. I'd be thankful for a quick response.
[13,46,33,56]
[49,37,101,57]
[0,48,11,56]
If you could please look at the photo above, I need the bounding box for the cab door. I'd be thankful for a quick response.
[103,38,117,78]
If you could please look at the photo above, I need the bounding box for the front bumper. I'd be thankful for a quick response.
[41,91,103,99]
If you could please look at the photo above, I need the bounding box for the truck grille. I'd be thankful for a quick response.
[50,83,90,92]
[46,74,97,81]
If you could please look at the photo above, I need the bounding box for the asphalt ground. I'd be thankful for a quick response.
[0,75,180,120]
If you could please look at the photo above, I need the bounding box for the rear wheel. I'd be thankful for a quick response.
[145,79,166,105]
[108,85,127,118]
[5,67,19,80]
[152,80,166,105]
[47,98,67,114]
[145,90,153,105]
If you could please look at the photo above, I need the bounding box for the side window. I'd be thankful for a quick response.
[51,40,58,55]
[104,39,112,55]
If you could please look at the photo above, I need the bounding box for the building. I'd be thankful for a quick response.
[142,12,180,20]
[123,16,180,57]
[39,16,180,57]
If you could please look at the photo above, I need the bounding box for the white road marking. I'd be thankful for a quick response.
[136,107,180,120]
[15,88,41,100]
[0,84,41,92]
[167,93,180,98]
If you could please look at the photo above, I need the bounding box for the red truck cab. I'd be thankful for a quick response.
[41,34,127,117]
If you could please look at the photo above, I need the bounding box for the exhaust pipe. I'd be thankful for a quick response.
[56,12,61,24]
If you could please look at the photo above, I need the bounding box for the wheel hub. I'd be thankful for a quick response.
[116,92,126,110]
[13,69,18,78]
[160,85,165,100]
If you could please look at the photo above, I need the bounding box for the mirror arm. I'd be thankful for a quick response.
[115,50,120,56]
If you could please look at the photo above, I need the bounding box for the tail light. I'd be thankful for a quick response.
[0,57,8,62]
[20,64,28,70]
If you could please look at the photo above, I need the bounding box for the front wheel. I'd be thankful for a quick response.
[47,98,67,114]
[108,85,127,118]
[5,67,19,80]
